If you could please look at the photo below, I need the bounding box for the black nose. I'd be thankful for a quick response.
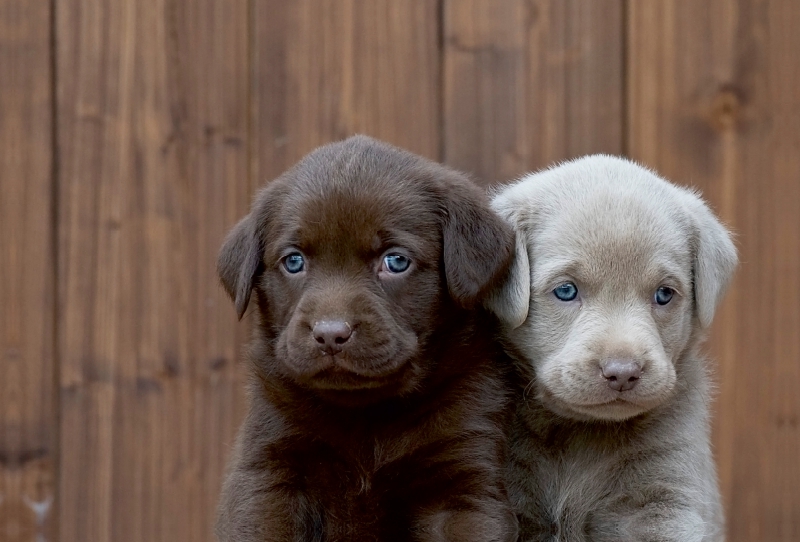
[601,360,642,392]
[313,320,353,354]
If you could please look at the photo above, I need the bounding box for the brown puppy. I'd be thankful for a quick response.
[215,136,518,542]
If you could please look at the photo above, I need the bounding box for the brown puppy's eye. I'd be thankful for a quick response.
[654,286,674,305]
[382,253,410,274]
[283,253,305,274]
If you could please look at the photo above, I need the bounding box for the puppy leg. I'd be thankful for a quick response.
[216,469,324,542]
[587,504,717,542]
[415,499,517,542]
[585,475,723,542]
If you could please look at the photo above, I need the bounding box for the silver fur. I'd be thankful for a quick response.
[486,155,738,542]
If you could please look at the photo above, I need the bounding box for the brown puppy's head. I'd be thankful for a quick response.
[218,136,513,402]
[486,155,737,422]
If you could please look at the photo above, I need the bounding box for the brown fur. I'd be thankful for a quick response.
[215,136,518,542]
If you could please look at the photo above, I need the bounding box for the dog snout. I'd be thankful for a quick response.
[601,359,642,392]
[313,320,353,355]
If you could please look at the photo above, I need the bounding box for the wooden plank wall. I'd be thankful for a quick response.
[443,0,624,183]
[1,1,57,540]
[628,3,800,539]
[1,1,797,541]
[252,0,441,182]
[55,1,249,541]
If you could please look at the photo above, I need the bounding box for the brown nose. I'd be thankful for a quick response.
[601,360,642,392]
[313,320,353,355]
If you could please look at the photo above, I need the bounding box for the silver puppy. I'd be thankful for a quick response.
[486,155,737,541]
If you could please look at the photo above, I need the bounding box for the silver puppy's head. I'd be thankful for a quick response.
[486,155,737,421]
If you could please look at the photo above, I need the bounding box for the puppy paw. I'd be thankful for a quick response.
[588,506,718,542]
[415,504,517,542]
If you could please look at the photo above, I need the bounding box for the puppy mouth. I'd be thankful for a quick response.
[556,376,675,413]
[294,350,417,390]
[568,390,663,411]
[310,366,394,390]
[574,394,641,407]
[281,312,421,392]
[559,398,649,422]
[581,398,653,414]
[538,386,654,421]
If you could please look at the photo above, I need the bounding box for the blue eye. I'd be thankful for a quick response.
[654,286,674,305]
[283,253,305,274]
[553,282,578,301]
[383,253,410,274]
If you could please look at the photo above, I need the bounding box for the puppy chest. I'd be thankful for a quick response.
[512,449,617,541]
[288,444,441,537]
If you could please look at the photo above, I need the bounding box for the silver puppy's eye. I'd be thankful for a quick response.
[654,286,674,305]
[283,253,305,274]
[553,282,578,301]
[383,253,410,274]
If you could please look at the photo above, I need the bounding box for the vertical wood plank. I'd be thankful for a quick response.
[253,0,441,183]
[443,0,624,184]
[56,1,250,541]
[628,1,800,540]
[0,1,57,540]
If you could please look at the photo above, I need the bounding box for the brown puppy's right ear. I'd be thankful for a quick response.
[217,214,263,319]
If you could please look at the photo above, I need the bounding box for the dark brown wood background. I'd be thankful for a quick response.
[2,1,798,541]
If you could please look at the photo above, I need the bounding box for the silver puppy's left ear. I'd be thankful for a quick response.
[683,191,738,328]
[483,190,531,329]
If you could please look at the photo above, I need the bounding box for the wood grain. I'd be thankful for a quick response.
[252,0,441,183]
[628,1,800,539]
[0,1,793,538]
[55,1,249,541]
[443,0,624,184]
[0,1,57,540]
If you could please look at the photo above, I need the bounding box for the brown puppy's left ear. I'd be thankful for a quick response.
[217,213,263,320]
[440,177,515,307]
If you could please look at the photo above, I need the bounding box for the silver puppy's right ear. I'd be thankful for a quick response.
[217,214,263,320]
[683,191,738,328]
[484,227,530,328]
[483,188,531,328]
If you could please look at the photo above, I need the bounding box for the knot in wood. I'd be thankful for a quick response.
[710,87,742,131]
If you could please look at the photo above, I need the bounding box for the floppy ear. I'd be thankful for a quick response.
[683,192,738,328]
[483,227,530,328]
[440,179,515,307]
[217,213,264,320]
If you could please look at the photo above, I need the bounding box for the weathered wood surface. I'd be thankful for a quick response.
[443,0,624,184]
[252,0,441,183]
[0,1,57,540]
[629,1,800,540]
[56,1,249,540]
[2,0,798,540]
